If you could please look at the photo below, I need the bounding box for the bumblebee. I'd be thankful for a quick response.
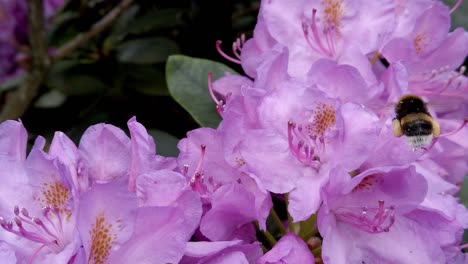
[392,94,440,148]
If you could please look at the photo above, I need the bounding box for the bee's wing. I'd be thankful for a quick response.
[425,99,466,111]
[361,100,464,119]
[358,101,395,118]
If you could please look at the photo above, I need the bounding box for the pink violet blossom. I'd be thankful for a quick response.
[130,123,271,242]
[223,59,381,221]
[317,165,452,263]
[177,127,272,236]
[77,181,201,264]
[0,0,465,262]
[243,0,396,83]
[0,121,80,263]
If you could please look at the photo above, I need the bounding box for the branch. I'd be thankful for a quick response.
[0,0,135,122]
[0,0,48,121]
[52,0,134,61]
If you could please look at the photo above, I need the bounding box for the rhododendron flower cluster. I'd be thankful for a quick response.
[0,0,467,263]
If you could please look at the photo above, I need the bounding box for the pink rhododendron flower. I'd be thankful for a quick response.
[77,181,201,264]
[177,128,272,237]
[0,0,466,262]
[0,121,80,263]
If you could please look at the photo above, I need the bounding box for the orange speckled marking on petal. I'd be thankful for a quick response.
[38,181,72,219]
[88,214,119,264]
[322,0,344,33]
[306,103,336,137]
[352,175,383,192]
[413,33,428,54]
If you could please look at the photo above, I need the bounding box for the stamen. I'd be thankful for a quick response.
[207,73,219,105]
[449,0,463,14]
[334,200,395,233]
[193,144,206,177]
[324,22,337,55]
[216,100,225,116]
[188,145,209,194]
[185,145,225,196]
[0,205,66,259]
[28,244,49,264]
[287,121,320,167]
[311,9,333,57]
[232,35,245,60]
[417,65,451,84]
[208,177,220,190]
[216,40,242,64]
[302,20,324,55]
[33,218,59,241]
[14,217,51,244]
[432,68,466,95]
[207,72,225,116]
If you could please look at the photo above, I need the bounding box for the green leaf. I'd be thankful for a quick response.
[34,90,67,108]
[48,11,80,45]
[0,74,25,92]
[104,6,140,50]
[147,129,180,157]
[116,37,180,64]
[46,61,109,95]
[166,55,238,128]
[128,8,183,34]
[112,5,139,35]
[124,66,168,96]
[53,74,109,95]
[297,214,317,241]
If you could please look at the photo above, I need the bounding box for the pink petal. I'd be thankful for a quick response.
[79,124,131,182]
[0,120,27,161]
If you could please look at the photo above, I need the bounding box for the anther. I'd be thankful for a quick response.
[21,208,30,217]
[216,40,242,64]
[14,206,20,216]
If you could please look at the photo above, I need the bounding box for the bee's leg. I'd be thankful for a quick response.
[392,119,403,137]
[431,119,441,137]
